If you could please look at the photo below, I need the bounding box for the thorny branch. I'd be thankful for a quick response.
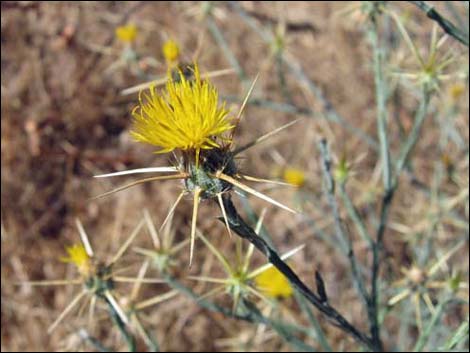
[217,194,377,351]
[408,1,469,46]
[317,139,383,351]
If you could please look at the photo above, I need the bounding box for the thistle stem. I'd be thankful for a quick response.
[367,17,390,350]
[104,295,136,352]
[227,1,379,151]
[206,15,248,83]
[217,195,376,351]
[318,140,371,319]
[408,1,469,46]
[163,273,316,351]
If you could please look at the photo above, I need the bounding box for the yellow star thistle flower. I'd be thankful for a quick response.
[61,244,92,277]
[115,24,138,43]
[254,266,293,299]
[449,82,465,101]
[283,167,306,187]
[20,219,168,337]
[162,39,180,63]
[130,64,234,164]
[95,70,299,267]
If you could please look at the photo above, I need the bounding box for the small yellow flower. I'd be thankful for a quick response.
[190,230,301,307]
[61,244,92,277]
[283,167,306,187]
[162,39,180,63]
[449,82,465,101]
[131,64,234,159]
[115,24,137,43]
[254,266,293,299]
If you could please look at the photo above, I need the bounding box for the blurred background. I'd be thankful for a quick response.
[1,1,469,351]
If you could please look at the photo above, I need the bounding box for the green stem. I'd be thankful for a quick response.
[133,312,160,352]
[294,292,333,352]
[206,15,247,83]
[163,273,316,351]
[104,295,136,352]
[367,16,391,350]
[395,88,431,178]
[275,52,293,104]
[339,183,374,248]
[318,140,370,309]
[370,20,392,193]
[370,86,432,353]
[241,300,317,352]
[413,299,452,352]
[440,318,469,350]
[227,0,379,151]
[78,329,113,352]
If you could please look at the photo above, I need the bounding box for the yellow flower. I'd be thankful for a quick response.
[254,266,293,299]
[162,39,180,63]
[449,82,465,101]
[61,244,92,276]
[115,24,137,43]
[131,64,234,160]
[95,72,300,267]
[190,230,301,308]
[283,167,306,187]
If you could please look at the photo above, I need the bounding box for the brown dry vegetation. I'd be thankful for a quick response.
[1,1,469,352]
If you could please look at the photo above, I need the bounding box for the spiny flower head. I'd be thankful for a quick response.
[61,244,92,277]
[95,71,299,267]
[254,266,293,299]
[392,18,457,93]
[190,230,301,308]
[162,39,180,63]
[23,220,151,335]
[131,64,234,162]
[387,241,465,331]
[134,209,189,274]
[115,24,138,43]
[334,156,350,184]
